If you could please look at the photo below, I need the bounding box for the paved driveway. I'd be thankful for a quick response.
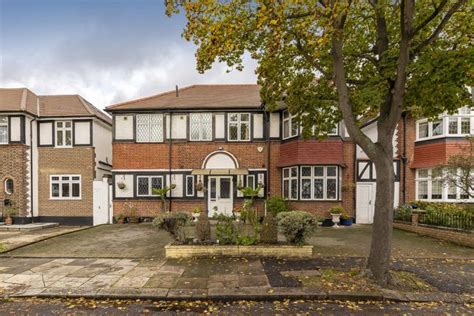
[309,224,473,258]
[4,224,174,259]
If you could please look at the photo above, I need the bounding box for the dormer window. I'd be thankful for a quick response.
[56,121,72,147]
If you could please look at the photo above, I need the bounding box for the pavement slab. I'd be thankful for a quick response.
[113,276,150,288]
[49,277,89,288]
[144,274,179,288]
[80,275,121,289]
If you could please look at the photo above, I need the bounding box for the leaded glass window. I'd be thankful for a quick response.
[0,116,7,144]
[55,121,72,147]
[136,114,163,142]
[137,176,163,196]
[227,113,250,141]
[186,175,194,196]
[190,113,212,141]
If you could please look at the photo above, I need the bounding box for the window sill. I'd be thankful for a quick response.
[49,198,82,200]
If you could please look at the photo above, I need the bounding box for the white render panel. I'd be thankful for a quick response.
[74,121,91,145]
[253,114,264,139]
[270,112,280,138]
[39,122,53,145]
[115,115,134,140]
[356,121,398,159]
[215,114,225,139]
[115,174,134,198]
[166,174,184,197]
[171,114,187,139]
[9,116,22,142]
[93,120,113,179]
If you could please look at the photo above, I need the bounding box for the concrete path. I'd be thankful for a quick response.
[0,257,471,303]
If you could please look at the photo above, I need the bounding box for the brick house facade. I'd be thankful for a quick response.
[106,84,472,222]
[0,88,112,225]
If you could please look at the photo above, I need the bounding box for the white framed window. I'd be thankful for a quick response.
[55,121,72,147]
[283,111,298,139]
[136,175,163,196]
[416,168,473,202]
[246,174,256,189]
[186,175,195,197]
[300,166,339,201]
[328,124,339,136]
[4,178,14,195]
[136,114,163,142]
[282,167,298,200]
[190,113,212,141]
[50,175,81,199]
[228,113,250,141]
[416,112,473,141]
[0,116,8,144]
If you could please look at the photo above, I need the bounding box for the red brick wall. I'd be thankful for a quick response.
[411,139,470,169]
[394,222,473,248]
[398,116,417,203]
[278,139,344,167]
[0,144,29,217]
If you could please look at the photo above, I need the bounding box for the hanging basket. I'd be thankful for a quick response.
[117,182,126,190]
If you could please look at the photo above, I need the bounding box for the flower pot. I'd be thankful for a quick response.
[330,213,341,228]
[116,218,125,224]
[4,217,13,225]
[192,213,200,222]
[340,218,353,226]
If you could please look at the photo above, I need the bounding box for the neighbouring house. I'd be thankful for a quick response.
[0,88,112,225]
[106,84,473,223]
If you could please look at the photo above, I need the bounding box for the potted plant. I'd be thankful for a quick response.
[117,181,126,190]
[329,205,344,228]
[115,212,125,224]
[340,212,353,226]
[232,207,241,222]
[3,203,17,225]
[192,206,201,222]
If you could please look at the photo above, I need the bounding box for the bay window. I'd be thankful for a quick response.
[416,168,473,201]
[417,111,473,141]
[0,116,7,144]
[136,114,163,142]
[190,113,212,141]
[137,175,163,196]
[50,175,81,199]
[282,167,298,200]
[228,113,250,141]
[55,121,72,147]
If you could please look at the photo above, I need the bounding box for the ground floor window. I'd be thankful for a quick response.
[186,175,195,197]
[137,176,163,196]
[4,178,13,195]
[50,175,81,199]
[416,168,472,201]
[283,165,340,201]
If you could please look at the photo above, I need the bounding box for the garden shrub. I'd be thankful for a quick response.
[407,201,473,230]
[394,204,413,222]
[237,235,258,245]
[216,215,237,244]
[152,212,190,235]
[277,211,317,244]
[260,213,278,244]
[266,196,289,216]
[329,205,344,214]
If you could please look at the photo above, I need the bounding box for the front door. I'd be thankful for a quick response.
[208,176,233,217]
[356,183,374,224]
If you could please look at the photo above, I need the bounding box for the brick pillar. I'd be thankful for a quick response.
[411,213,419,226]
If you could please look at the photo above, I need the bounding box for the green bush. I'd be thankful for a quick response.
[195,213,211,242]
[394,204,413,222]
[277,211,317,244]
[216,216,237,245]
[407,201,473,230]
[237,235,258,245]
[260,213,278,244]
[152,212,190,235]
[329,205,344,214]
[266,196,289,215]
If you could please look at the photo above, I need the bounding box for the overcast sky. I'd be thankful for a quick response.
[0,0,257,108]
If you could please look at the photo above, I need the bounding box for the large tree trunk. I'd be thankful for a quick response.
[367,149,395,285]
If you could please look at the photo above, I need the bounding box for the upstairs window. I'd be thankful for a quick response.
[136,114,163,142]
[283,111,298,139]
[190,113,212,141]
[55,121,72,147]
[0,116,7,144]
[448,117,471,135]
[228,113,250,141]
[50,175,81,199]
[431,120,443,136]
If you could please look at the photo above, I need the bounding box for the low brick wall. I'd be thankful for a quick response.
[394,221,473,248]
[165,243,314,258]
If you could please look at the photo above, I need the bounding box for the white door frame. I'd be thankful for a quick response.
[208,176,233,217]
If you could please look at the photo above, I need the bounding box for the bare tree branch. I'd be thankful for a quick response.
[412,0,449,37]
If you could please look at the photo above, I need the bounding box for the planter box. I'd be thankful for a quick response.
[165,243,314,258]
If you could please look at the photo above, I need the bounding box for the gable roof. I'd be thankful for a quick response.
[0,88,39,115]
[39,95,112,125]
[106,84,262,111]
[0,87,111,125]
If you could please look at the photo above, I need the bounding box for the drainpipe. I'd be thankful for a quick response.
[30,117,37,223]
[168,111,172,213]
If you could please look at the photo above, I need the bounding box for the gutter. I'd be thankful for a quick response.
[402,112,407,204]
[168,111,172,213]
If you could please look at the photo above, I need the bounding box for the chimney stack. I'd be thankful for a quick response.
[175,85,179,97]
